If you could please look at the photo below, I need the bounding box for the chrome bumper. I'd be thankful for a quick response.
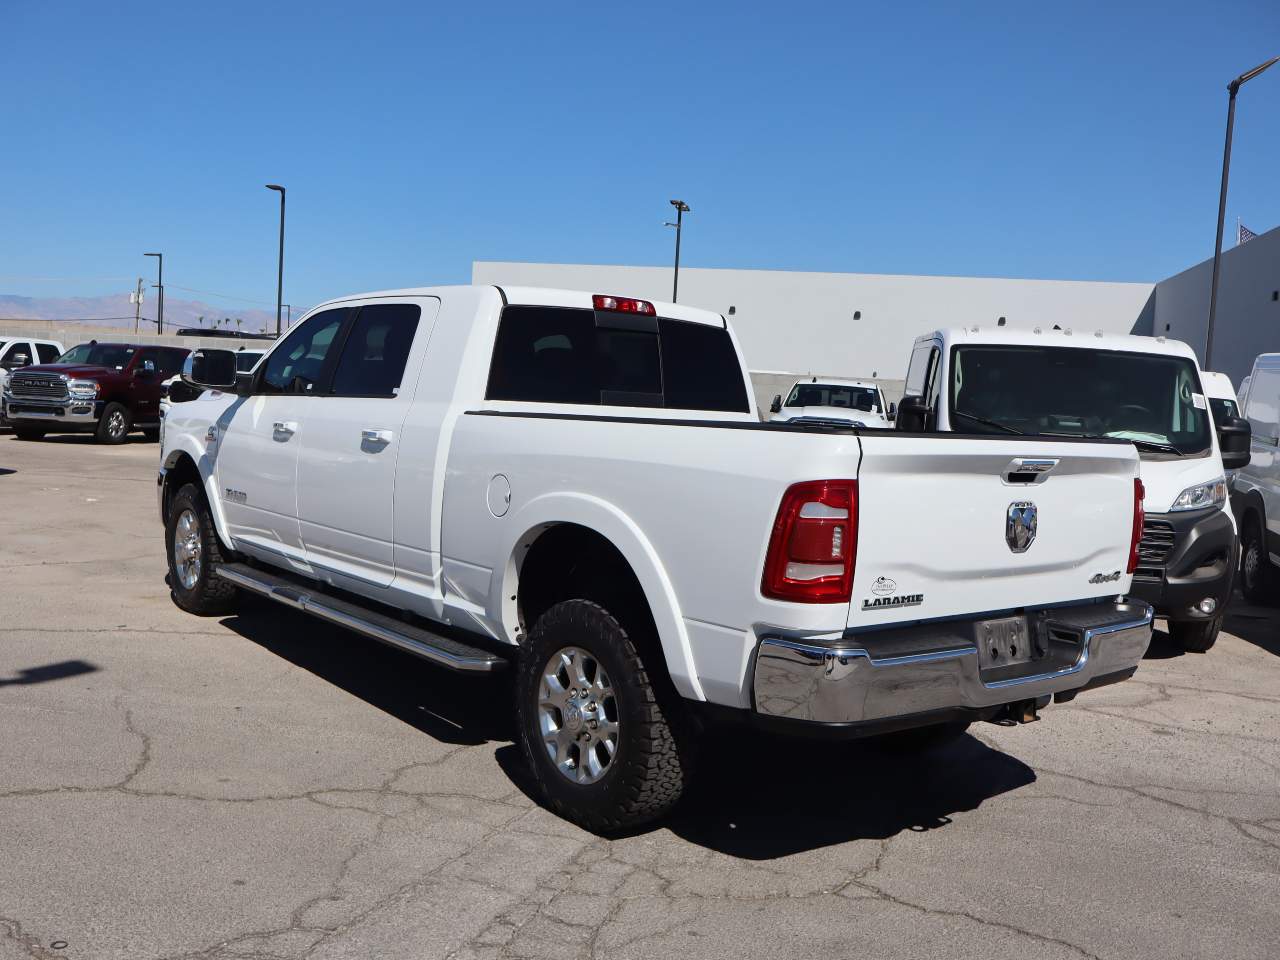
[2,396,99,424]
[752,601,1153,725]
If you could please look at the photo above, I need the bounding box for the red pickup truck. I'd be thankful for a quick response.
[2,341,189,443]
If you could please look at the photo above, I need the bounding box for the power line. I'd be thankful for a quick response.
[164,284,279,307]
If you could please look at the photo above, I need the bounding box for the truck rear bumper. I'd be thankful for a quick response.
[751,600,1152,727]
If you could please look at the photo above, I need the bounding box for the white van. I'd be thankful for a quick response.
[1201,370,1240,425]
[896,327,1251,652]
[1230,353,1280,603]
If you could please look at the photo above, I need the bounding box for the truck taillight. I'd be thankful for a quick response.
[762,480,857,602]
[1127,478,1145,574]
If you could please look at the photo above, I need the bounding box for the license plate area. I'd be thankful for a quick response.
[977,616,1033,669]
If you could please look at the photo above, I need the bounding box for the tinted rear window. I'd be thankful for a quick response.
[486,306,748,412]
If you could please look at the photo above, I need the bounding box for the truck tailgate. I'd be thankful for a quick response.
[848,435,1139,629]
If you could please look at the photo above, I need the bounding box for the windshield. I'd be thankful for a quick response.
[786,383,881,413]
[56,343,136,369]
[950,345,1211,456]
[235,351,264,373]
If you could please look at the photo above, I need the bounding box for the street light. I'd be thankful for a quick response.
[266,184,286,337]
[143,252,163,333]
[282,303,292,330]
[1205,55,1278,369]
[665,199,690,303]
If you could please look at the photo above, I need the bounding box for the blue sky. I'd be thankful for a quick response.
[3,0,1278,315]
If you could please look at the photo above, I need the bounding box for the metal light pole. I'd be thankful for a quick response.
[266,184,286,337]
[144,253,164,333]
[1205,55,1278,369]
[283,304,292,330]
[666,199,690,303]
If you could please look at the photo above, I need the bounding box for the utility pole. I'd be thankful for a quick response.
[130,277,144,333]
[266,184,286,336]
[144,252,164,333]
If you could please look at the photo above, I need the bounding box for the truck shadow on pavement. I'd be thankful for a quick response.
[1224,608,1279,657]
[221,596,1036,858]
[220,596,515,747]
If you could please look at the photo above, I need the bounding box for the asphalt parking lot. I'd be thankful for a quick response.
[1,436,1278,960]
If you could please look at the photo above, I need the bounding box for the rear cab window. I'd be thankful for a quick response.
[486,306,749,413]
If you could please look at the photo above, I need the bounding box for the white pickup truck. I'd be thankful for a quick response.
[768,377,893,429]
[160,286,1153,830]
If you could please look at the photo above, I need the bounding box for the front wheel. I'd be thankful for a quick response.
[96,402,132,444]
[165,483,238,615]
[515,599,694,833]
[1169,615,1222,653]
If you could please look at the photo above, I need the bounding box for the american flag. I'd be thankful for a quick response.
[1238,222,1258,245]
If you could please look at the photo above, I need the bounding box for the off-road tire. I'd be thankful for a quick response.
[166,482,238,615]
[872,721,972,752]
[516,599,693,833]
[1240,517,1274,605]
[13,425,46,441]
[1170,615,1222,654]
[96,402,132,444]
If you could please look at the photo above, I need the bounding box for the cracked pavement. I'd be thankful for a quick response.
[1,435,1278,960]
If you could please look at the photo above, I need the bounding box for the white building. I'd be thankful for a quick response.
[474,224,1277,408]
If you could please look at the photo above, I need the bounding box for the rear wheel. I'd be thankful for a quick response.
[516,599,694,832]
[166,483,238,615]
[1170,615,1222,653]
[13,425,46,441]
[1240,518,1274,605]
[96,402,131,444]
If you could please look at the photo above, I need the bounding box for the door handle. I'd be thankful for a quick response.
[361,428,394,444]
[273,421,297,436]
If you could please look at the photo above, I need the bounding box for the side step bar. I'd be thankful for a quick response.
[215,562,506,673]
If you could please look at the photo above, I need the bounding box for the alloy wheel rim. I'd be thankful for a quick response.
[537,646,619,785]
[108,410,126,438]
[173,509,202,590]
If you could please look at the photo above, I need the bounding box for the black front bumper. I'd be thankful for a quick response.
[1130,507,1236,622]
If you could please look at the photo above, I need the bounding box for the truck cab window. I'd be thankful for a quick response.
[330,304,421,398]
[260,309,349,395]
[1,341,32,368]
[36,343,62,364]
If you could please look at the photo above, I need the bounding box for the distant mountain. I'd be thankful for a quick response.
[0,293,280,334]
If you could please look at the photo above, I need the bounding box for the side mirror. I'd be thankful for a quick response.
[140,359,157,375]
[1218,415,1251,470]
[769,394,782,414]
[896,395,929,432]
[888,401,898,421]
[183,349,237,390]
[12,353,29,368]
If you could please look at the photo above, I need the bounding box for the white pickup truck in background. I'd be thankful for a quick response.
[160,286,1153,831]
[768,377,893,428]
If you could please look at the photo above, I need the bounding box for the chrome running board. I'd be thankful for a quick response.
[216,562,506,673]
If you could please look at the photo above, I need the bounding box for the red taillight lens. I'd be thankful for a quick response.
[1127,478,1145,574]
[593,294,656,315]
[762,480,857,602]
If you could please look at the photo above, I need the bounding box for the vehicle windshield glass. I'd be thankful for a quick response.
[235,352,263,373]
[786,383,881,412]
[1209,397,1238,424]
[950,345,1211,456]
[55,343,136,369]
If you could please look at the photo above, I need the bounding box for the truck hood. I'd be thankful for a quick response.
[16,364,117,379]
[771,405,889,427]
